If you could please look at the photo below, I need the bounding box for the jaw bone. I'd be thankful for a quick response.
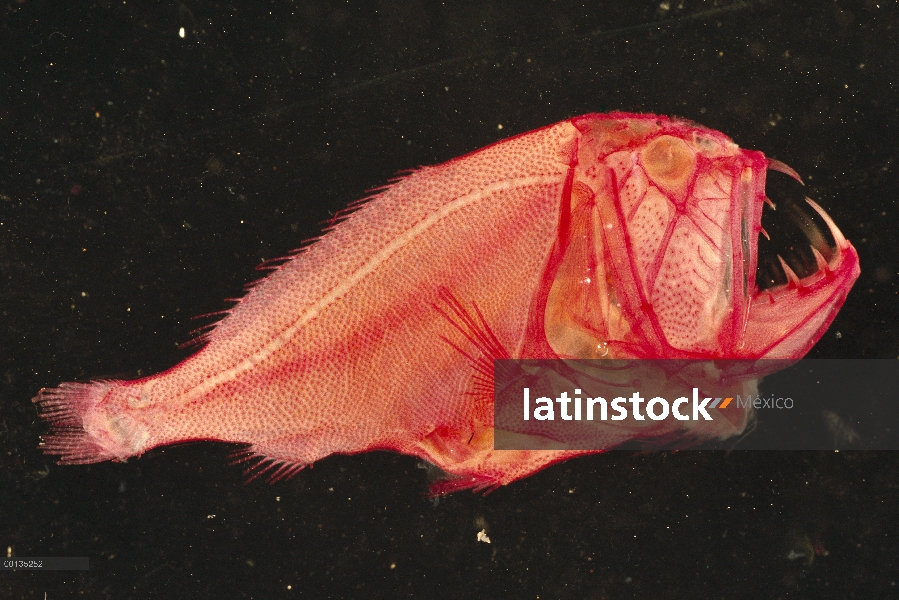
[739,196,859,359]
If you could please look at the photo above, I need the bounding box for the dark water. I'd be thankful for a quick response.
[2,1,897,598]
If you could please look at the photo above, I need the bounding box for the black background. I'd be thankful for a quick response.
[2,1,898,598]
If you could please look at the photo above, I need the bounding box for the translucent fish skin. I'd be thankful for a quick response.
[34,113,859,492]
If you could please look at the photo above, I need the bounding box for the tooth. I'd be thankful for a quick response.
[760,226,771,240]
[765,196,777,210]
[805,197,849,254]
[777,255,802,287]
[768,159,805,185]
[810,245,831,273]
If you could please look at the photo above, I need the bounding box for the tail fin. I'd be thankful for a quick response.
[32,382,120,464]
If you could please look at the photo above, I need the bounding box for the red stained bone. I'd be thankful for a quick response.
[33,113,860,492]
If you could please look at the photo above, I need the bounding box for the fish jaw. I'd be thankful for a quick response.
[738,198,861,359]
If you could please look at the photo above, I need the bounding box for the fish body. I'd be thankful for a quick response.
[34,113,859,491]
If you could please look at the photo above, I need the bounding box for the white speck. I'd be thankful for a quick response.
[497,124,503,130]
[477,529,491,544]
[179,27,185,38]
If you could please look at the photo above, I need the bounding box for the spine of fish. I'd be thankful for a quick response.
[34,113,859,491]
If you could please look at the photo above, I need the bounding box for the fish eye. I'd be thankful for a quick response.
[641,135,695,185]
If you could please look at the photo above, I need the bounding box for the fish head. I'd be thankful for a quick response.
[545,113,859,361]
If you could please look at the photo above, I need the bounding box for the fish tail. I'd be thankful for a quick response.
[32,381,125,464]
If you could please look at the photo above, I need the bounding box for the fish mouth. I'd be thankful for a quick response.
[737,160,860,359]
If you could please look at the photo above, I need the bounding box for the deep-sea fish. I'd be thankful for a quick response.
[33,113,860,492]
